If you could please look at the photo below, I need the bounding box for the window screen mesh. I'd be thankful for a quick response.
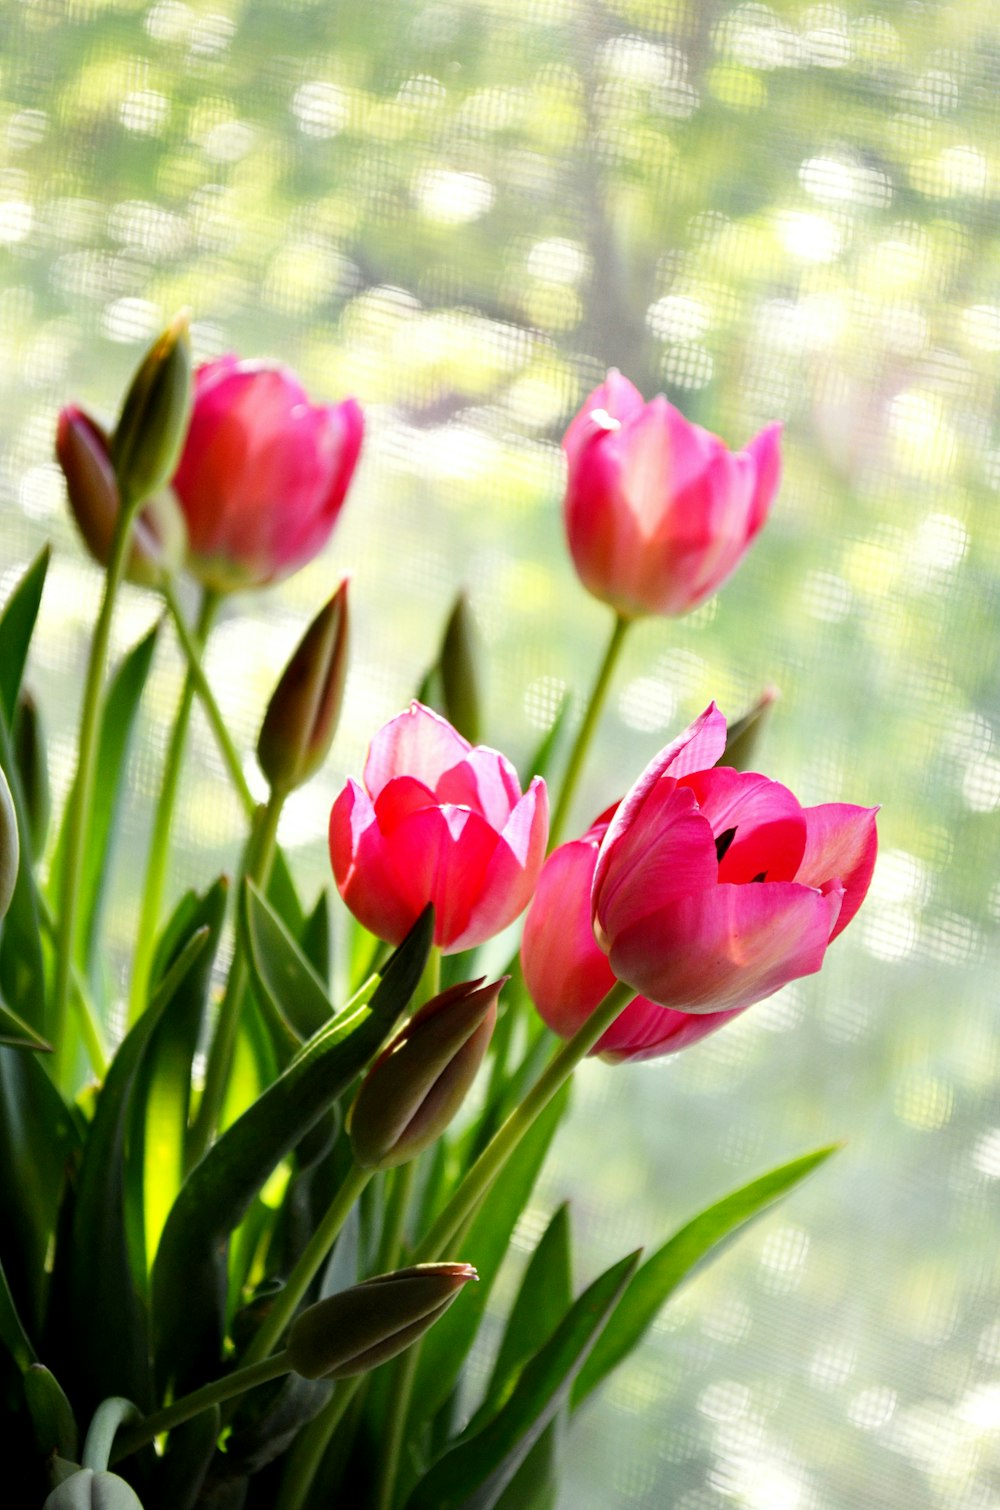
[3,2,1000,1506]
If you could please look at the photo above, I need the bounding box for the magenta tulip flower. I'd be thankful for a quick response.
[522,704,877,1054]
[563,371,782,618]
[171,356,364,592]
[330,702,548,953]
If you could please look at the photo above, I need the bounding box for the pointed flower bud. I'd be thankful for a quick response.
[718,685,780,773]
[110,311,192,506]
[350,977,502,1169]
[287,1263,477,1380]
[0,764,19,923]
[440,591,482,745]
[56,405,187,585]
[42,1468,144,1509]
[257,580,350,795]
[13,690,51,859]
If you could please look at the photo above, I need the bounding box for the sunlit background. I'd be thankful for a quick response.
[4,0,1000,1505]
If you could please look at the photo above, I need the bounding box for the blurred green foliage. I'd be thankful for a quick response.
[3,0,1000,1505]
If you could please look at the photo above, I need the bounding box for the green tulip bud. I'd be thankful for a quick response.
[718,685,780,773]
[13,689,51,859]
[287,1263,477,1380]
[0,763,19,922]
[440,591,481,745]
[257,579,350,794]
[110,311,192,507]
[42,1468,144,1509]
[350,977,502,1170]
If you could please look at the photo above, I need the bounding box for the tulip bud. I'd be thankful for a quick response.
[56,405,187,586]
[440,591,481,745]
[0,764,19,922]
[110,311,192,507]
[287,1263,477,1380]
[42,1468,144,1509]
[718,685,780,773]
[13,689,51,859]
[257,580,349,795]
[350,977,502,1170]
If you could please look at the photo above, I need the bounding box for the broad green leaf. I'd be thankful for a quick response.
[493,1419,562,1510]
[59,927,212,1416]
[0,997,50,1052]
[0,1252,36,1370]
[157,1404,220,1510]
[49,623,159,983]
[266,842,306,938]
[300,889,331,985]
[243,879,334,1045]
[151,907,433,1395]
[24,1364,78,1460]
[405,1250,641,1510]
[135,878,229,1272]
[0,721,47,1035]
[0,1047,78,1336]
[0,546,49,725]
[572,1145,840,1407]
[407,1083,571,1434]
[479,1204,572,1425]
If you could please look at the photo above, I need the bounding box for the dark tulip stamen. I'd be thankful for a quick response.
[751,871,767,883]
[715,827,737,864]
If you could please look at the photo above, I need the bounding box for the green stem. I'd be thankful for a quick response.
[162,578,255,816]
[374,1341,419,1510]
[52,494,139,1088]
[128,590,218,1025]
[82,1396,140,1472]
[279,1376,363,1510]
[238,1161,373,1373]
[188,786,286,1164]
[377,1160,416,1273]
[111,1350,292,1463]
[413,978,635,1263]
[548,612,630,850]
[36,890,107,1077]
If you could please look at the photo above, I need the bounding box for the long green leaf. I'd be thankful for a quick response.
[572,1144,840,1408]
[0,546,49,725]
[406,1250,641,1510]
[0,720,46,1035]
[406,1083,571,1435]
[243,878,334,1045]
[58,927,212,1416]
[0,1252,37,1371]
[478,1204,572,1426]
[0,997,50,1052]
[24,1363,78,1461]
[151,907,432,1396]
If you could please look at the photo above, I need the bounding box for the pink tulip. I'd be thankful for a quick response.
[171,356,363,592]
[522,704,877,1057]
[330,702,548,954]
[563,371,781,618]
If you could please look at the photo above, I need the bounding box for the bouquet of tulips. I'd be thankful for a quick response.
[0,317,877,1508]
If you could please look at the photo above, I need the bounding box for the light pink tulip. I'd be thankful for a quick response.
[329,702,548,954]
[522,704,877,1055]
[563,371,781,618]
[171,356,363,592]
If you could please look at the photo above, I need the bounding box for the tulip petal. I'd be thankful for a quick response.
[607,880,841,1014]
[563,370,645,466]
[597,996,744,1063]
[796,803,878,940]
[679,766,807,883]
[379,803,500,951]
[364,702,471,800]
[447,777,549,951]
[436,745,523,829]
[329,779,418,945]
[522,837,610,1039]
[745,421,783,537]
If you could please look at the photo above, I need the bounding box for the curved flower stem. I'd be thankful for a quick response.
[52,493,139,1087]
[548,612,630,850]
[237,1160,374,1375]
[128,589,218,1025]
[187,784,285,1165]
[161,578,255,817]
[279,1376,363,1510]
[111,1350,292,1463]
[412,977,636,1263]
[82,1396,140,1471]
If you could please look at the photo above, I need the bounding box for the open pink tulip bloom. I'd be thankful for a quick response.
[172,356,364,592]
[563,371,781,618]
[522,704,877,1060]
[330,703,549,954]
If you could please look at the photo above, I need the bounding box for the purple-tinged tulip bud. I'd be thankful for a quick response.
[110,310,192,507]
[350,977,502,1170]
[56,405,186,586]
[0,764,19,923]
[718,685,780,773]
[42,1467,144,1509]
[287,1263,477,1380]
[257,579,350,795]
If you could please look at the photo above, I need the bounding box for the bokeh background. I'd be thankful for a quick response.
[3,0,1000,1505]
